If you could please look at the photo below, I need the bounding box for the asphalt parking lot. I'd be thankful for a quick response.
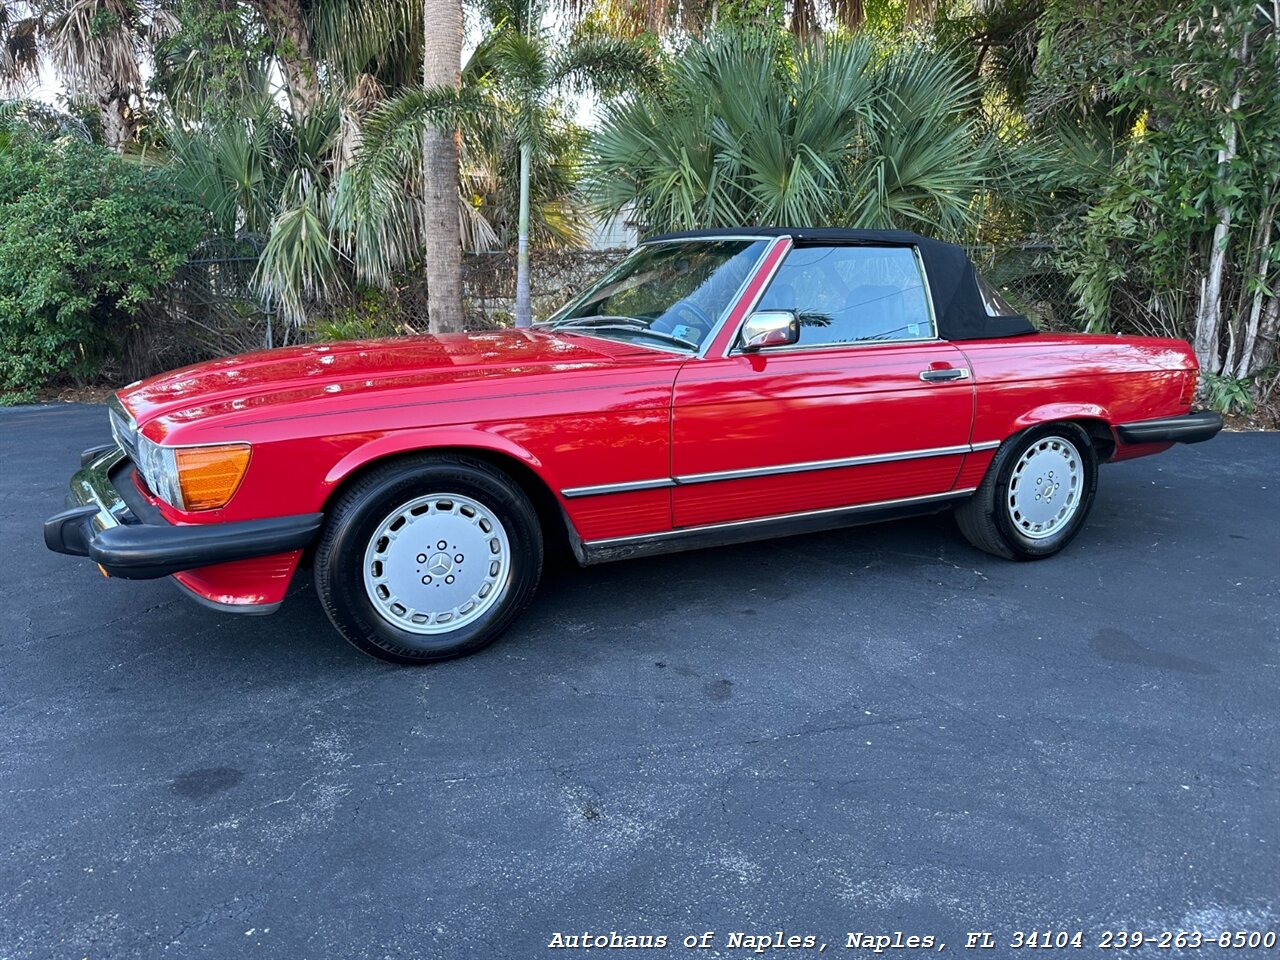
[1,403,1277,960]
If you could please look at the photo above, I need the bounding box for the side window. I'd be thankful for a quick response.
[977,274,1022,317]
[755,245,933,346]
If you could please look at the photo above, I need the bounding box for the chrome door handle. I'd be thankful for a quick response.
[919,367,970,382]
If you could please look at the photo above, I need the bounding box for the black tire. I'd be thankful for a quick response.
[314,454,543,664]
[955,422,1098,561]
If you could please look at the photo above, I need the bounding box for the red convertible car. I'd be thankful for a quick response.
[44,228,1222,663]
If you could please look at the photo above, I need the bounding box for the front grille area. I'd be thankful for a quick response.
[107,395,139,466]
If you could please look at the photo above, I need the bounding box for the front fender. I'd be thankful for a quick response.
[321,427,550,493]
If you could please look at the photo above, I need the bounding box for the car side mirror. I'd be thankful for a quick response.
[740,311,799,351]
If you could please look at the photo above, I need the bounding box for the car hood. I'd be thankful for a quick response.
[118,328,674,433]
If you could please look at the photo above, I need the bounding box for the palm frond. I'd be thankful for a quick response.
[254,191,345,324]
[0,96,91,139]
[1,5,42,90]
[335,85,493,284]
[167,103,289,238]
[309,0,422,88]
[588,31,995,240]
[49,0,142,93]
[847,43,988,237]
[550,35,656,95]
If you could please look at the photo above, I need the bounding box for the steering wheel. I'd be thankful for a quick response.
[652,298,714,337]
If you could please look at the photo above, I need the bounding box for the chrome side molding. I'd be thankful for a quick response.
[559,477,677,498]
[675,443,973,486]
[560,441,1003,498]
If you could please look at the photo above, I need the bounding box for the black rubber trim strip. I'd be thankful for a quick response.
[43,505,98,556]
[1114,410,1223,445]
[580,489,972,565]
[110,461,164,524]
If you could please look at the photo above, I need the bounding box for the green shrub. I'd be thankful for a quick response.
[1201,372,1254,417]
[311,290,405,342]
[0,134,204,403]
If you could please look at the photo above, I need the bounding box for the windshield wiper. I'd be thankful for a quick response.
[550,314,648,329]
[548,314,698,350]
[563,324,699,351]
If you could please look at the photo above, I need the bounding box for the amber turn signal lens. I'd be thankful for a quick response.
[174,444,251,511]
[1179,369,1200,407]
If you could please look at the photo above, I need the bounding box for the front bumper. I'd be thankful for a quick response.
[1115,410,1224,446]
[43,444,323,581]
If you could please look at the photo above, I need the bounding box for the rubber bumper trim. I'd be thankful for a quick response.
[45,500,322,579]
[1114,410,1224,445]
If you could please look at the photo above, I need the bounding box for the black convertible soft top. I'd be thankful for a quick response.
[645,227,1036,342]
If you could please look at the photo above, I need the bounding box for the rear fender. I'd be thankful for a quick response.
[1010,402,1112,433]
[1004,403,1118,460]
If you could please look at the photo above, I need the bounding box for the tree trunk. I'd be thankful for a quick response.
[514,142,532,328]
[251,0,320,115]
[1236,206,1273,378]
[1193,34,1248,373]
[96,84,134,152]
[422,0,465,333]
[1249,294,1280,376]
[279,52,320,116]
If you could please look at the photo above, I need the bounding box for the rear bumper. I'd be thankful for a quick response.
[43,444,323,581]
[1115,410,1223,445]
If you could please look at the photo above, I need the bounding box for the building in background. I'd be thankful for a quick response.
[583,209,640,250]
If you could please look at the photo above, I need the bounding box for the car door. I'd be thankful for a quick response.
[671,242,976,528]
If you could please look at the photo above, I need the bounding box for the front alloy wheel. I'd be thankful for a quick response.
[362,493,511,635]
[315,454,543,663]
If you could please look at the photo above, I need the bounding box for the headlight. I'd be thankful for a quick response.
[136,433,181,506]
[136,435,251,512]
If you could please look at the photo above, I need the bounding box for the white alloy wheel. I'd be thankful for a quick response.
[362,493,511,635]
[1005,436,1084,540]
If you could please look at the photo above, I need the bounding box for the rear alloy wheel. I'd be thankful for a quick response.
[955,422,1098,560]
[1005,436,1084,540]
[315,455,543,664]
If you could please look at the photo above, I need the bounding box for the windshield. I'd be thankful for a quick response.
[545,239,768,351]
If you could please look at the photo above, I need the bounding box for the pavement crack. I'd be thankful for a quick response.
[26,598,181,648]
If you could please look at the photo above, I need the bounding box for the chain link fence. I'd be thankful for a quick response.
[121,240,279,382]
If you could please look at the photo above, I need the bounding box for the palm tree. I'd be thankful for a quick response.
[162,97,332,313]
[19,0,155,151]
[421,0,466,331]
[589,31,993,241]
[461,102,589,250]
[350,0,652,327]
[147,0,423,121]
[147,0,461,329]
[480,20,651,326]
[553,0,949,41]
[0,1,42,90]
